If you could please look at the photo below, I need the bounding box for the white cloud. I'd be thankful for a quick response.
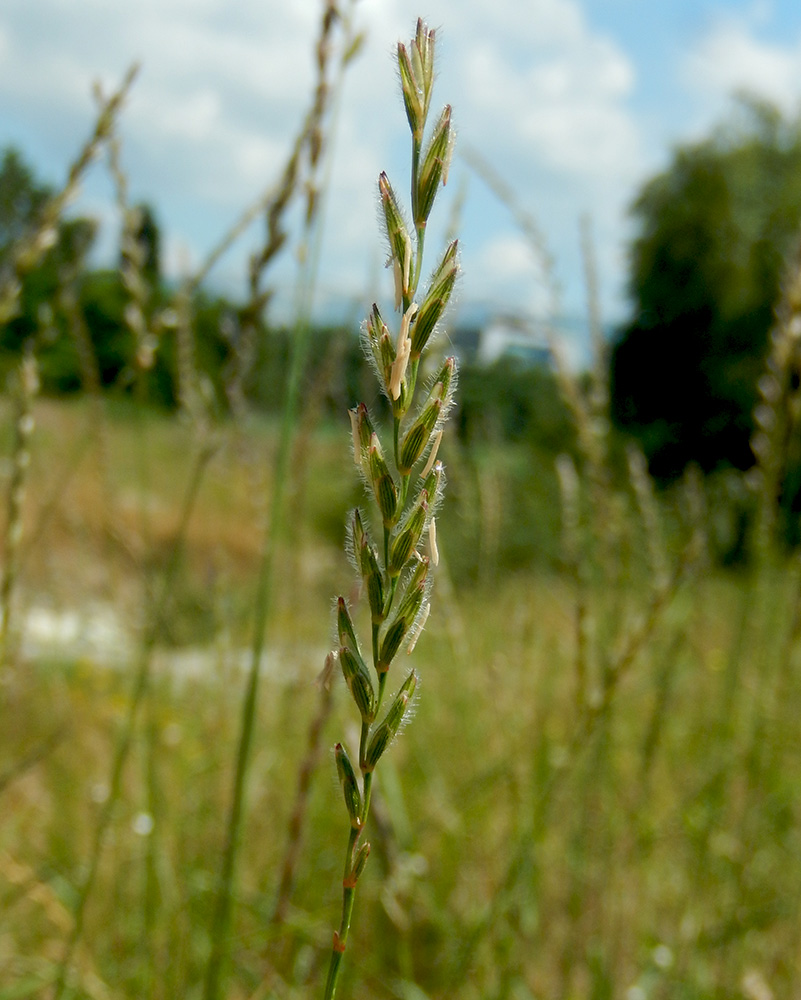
[686,15,801,115]
[443,0,639,185]
[472,231,557,317]
[0,0,644,325]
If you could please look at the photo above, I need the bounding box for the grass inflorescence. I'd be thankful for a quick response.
[322,18,458,999]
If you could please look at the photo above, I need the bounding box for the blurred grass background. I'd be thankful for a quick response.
[2,392,801,999]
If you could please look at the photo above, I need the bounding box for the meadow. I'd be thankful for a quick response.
[2,389,801,1000]
[3,8,801,1000]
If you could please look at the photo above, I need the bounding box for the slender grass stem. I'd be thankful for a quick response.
[323,827,360,1000]
[202,286,315,1000]
[203,9,356,994]
[376,673,388,716]
[51,440,214,1000]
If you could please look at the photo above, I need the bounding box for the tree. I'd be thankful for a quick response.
[0,146,99,383]
[120,203,161,286]
[0,147,52,263]
[611,97,801,481]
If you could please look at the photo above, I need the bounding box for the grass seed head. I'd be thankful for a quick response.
[337,597,361,655]
[412,240,459,357]
[379,172,412,296]
[368,436,399,524]
[344,842,371,888]
[335,743,363,830]
[389,495,429,574]
[363,670,418,771]
[339,646,376,724]
[415,105,452,225]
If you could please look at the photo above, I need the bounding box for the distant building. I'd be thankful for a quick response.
[449,314,552,367]
[447,308,599,370]
[476,315,553,367]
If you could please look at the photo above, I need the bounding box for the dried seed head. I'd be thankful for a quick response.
[335,743,363,829]
[316,650,337,691]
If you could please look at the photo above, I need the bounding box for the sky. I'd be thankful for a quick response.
[3,0,801,361]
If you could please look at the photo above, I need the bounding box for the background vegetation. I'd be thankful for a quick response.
[3,14,801,1000]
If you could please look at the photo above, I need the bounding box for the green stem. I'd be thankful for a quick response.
[413,226,426,297]
[410,137,422,239]
[202,308,313,1000]
[203,12,355,990]
[371,623,380,669]
[323,827,360,1000]
[406,358,420,406]
[376,673,388,716]
[361,769,374,823]
[384,575,400,621]
[393,416,401,469]
[52,439,214,1000]
[399,473,410,511]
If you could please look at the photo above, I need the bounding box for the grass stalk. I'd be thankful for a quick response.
[0,66,137,323]
[323,18,458,998]
[0,349,39,663]
[270,664,335,927]
[201,6,356,996]
[50,437,215,999]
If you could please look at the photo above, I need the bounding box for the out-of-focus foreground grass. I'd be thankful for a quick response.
[2,394,800,1000]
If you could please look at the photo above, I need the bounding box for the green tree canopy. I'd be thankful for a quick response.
[611,97,801,481]
[0,147,52,263]
[0,146,98,358]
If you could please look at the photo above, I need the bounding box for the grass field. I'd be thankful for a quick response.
[3,10,801,998]
[2,394,800,1000]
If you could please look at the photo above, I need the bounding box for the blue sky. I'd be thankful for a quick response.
[3,0,801,363]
